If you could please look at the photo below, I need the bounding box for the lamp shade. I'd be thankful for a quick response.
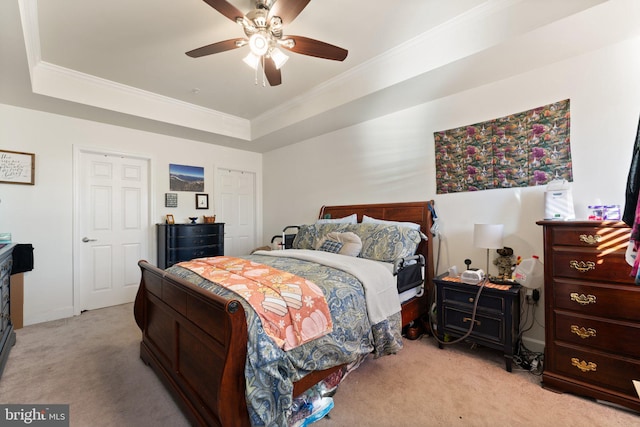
[473,224,504,249]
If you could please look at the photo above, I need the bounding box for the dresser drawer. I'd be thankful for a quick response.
[167,246,223,265]
[553,279,640,322]
[551,246,633,284]
[442,306,505,345]
[552,343,640,398]
[440,285,506,313]
[168,235,223,248]
[1,277,8,307]
[0,257,12,279]
[166,224,222,238]
[554,310,640,357]
[550,225,631,248]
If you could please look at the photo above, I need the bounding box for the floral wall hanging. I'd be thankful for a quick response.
[434,99,572,194]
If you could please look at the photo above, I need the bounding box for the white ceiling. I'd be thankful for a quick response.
[4,0,640,152]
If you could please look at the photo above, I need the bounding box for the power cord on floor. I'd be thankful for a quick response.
[512,295,544,375]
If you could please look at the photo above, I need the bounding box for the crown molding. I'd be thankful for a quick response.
[18,0,250,140]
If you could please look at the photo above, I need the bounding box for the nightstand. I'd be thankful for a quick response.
[434,274,521,372]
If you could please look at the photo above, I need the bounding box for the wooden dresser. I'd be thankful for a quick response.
[157,223,224,269]
[0,244,16,379]
[537,220,640,412]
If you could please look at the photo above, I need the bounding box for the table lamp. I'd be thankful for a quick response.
[473,223,504,275]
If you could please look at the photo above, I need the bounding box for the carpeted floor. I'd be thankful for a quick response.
[0,303,637,426]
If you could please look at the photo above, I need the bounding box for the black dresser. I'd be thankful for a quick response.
[0,244,16,379]
[157,223,224,269]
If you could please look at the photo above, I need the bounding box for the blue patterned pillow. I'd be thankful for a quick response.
[292,223,350,249]
[345,223,422,262]
[318,239,344,253]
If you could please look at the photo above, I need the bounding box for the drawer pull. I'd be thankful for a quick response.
[463,317,481,326]
[569,260,596,272]
[570,325,596,339]
[570,293,597,305]
[579,234,601,245]
[571,358,597,373]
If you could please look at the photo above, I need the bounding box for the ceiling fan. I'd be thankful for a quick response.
[186,0,348,86]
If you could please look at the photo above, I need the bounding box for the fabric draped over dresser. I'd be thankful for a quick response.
[624,115,640,283]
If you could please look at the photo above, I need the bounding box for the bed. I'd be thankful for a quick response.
[133,200,435,426]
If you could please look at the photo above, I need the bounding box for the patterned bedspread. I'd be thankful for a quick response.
[167,251,403,427]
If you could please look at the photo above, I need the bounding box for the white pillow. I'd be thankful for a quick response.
[362,215,421,231]
[315,231,362,257]
[316,213,357,224]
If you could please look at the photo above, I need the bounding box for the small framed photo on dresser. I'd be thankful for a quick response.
[196,193,209,210]
[165,214,175,224]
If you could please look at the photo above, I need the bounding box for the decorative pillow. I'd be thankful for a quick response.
[345,223,422,262]
[316,213,357,224]
[316,231,363,257]
[362,215,421,231]
[318,239,344,253]
[292,223,350,249]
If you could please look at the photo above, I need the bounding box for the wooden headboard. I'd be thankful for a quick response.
[318,201,436,327]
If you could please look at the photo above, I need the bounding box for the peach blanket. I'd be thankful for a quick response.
[178,256,333,350]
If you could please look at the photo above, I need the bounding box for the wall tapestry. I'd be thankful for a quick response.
[434,99,571,194]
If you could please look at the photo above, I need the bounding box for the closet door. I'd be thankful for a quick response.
[217,168,256,256]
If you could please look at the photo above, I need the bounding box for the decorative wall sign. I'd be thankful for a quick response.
[169,163,204,192]
[434,99,572,194]
[165,192,178,208]
[0,150,35,185]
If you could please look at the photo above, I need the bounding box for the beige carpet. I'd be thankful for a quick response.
[0,303,637,426]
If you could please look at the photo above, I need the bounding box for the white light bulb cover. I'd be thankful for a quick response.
[270,48,289,69]
[248,33,269,56]
[473,224,504,249]
[243,52,260,70]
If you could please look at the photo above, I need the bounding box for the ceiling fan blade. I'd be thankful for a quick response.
[268,0,311,25]
[202,0,245,23]
[264,57,282,86]
[281,36,348,61]
[186,38,245,58]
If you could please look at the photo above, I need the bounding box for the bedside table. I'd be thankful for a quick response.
[434,274,521,372]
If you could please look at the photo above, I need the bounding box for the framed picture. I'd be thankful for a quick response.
[0,149,35,185]
[196,193,209,210]
[166,214,175,225]
[169,163,204,192]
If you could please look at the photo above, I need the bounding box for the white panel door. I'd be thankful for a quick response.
[77,151,149,311]
[217,169,256,256]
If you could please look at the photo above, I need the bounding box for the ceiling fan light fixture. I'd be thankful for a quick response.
[243,52,260,70]
[270,48,289,69]
[248,33,269,56]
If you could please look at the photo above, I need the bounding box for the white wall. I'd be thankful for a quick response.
[262,35,640,350]
[0,105,262,325]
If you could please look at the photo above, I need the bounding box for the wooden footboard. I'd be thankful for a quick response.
[134,261,344,426]
[134,260,250,427]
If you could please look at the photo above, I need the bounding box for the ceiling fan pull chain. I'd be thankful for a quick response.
[261,55,266,87]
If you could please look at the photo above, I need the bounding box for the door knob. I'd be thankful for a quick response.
[82,237,97,242]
